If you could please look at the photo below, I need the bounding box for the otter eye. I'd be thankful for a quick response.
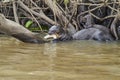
[52,30,57,33]
[48,30,57,34]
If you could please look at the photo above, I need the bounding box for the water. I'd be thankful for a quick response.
[0,36,120,80]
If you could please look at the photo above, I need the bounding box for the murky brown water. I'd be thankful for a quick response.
[0,36,120,80]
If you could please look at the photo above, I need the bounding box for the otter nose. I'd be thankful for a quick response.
[48,30,56,35]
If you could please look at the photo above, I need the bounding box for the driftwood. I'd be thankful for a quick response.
[0,14,46,43]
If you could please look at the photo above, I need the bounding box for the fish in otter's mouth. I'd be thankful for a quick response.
[44,33,60,40]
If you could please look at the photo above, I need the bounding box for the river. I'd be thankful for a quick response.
[0,35,120,80]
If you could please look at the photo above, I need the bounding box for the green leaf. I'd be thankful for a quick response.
[64,0,69,5]
[25,20,33,28]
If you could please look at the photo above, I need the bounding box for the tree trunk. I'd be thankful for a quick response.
[0,14,46,44]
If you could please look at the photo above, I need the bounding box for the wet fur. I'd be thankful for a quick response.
[48,25,114,41]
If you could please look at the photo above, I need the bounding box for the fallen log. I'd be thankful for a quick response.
[0,13,46,44]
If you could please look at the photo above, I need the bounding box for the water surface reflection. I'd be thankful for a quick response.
[0,36,120,80]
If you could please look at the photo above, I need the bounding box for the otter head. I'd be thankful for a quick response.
[44,25,64,40]
[80,14,94,28]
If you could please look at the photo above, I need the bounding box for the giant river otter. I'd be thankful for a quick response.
[44,25,114,41]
